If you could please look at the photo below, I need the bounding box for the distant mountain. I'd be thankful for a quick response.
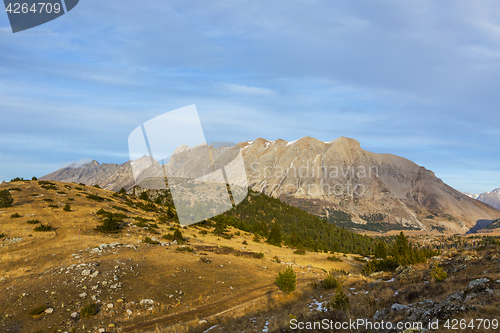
[476,188,500,210]
[41,136,500,233]
[462,192,479,200]
[461,189,500,210]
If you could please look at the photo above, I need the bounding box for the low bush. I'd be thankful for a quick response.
[48,204,59,208]
[294,248,306,255]
[42,198,53,202]
[322,273,341,290]
[112,205,129,212]
[10,213,21,218]
[0,189,14,208]
[29,304,46,316]
[327,256,343,262]
[34,224,52,232]
[176,246,194,252]
[361,258,399,276]
[57,191,67,195]
[329,286,350,311]
[431,264,448,282]
[27,219,41,224]
[275,266,296,294]
[162,229,185,243]
[80,303,99,318]
[86,194,105,202]
[8,187,21,191]
[143,237,160,245]
[63,204,71,212]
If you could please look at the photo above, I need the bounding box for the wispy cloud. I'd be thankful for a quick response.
[219,82,274,96]
[0,0,499,193]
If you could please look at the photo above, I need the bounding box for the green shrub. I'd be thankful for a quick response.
[329,286,349,311]
[42,198,53,202]
[94,215,121,233]
[139,192,149,201]
[361,258,399,276]
[29,304,46,316]
[294,248,306,255]
[92,184,101,189]
[48,204,58,208]
[63,203,71,212]
[0,233,5,238]
[162,229,185,243]
[321,273,341,290]
[374,240,388,259]
[32,176,38,181]
[10,212,21,218]
[118,187,127,194]
[252,233,261,243]
[34,224,52,232]
[38,181,57,190]
[275,267,296,294]
[8,187,21,191]
[431,264,448,282]
[10,177,26,182]
[0,190,14,208]
[143,237,160,245]
[176,246,194,252]
[57,191,67,195]
[75,187,83,191]
[38,181,54,186]
[80,303,99,318]
[86,194,105,202]
[327,256,343,262]
[112,205,129,212]
[27,219,41,224]
[68,198,74,201]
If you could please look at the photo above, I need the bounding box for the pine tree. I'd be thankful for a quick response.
[374,240,388,259]
[390,232,412,265]
[267,223,282,246]
[0,190,14,208]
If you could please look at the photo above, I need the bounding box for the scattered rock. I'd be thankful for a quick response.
[391,303,408,311]
[71,312,79,319]
[44,308,54,314]
[79,292,87,298]
[81,269,92,276]
[140,299,154,306]
[199,319,208,324]
[467,278,490,292]
[126,309,133,316]
[107,303,114,309]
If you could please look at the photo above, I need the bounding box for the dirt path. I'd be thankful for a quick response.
[122,279,315,332]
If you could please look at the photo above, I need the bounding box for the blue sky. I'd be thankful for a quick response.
[0,0,499,194]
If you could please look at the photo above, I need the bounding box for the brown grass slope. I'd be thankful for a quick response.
[0,180,357,333]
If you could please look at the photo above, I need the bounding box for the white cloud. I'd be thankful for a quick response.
[60,158,94,169]
[219,82,274,96]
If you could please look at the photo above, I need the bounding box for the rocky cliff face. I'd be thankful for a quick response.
[41,136,500,233]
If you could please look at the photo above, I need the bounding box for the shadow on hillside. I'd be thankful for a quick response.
[466,219,495,234]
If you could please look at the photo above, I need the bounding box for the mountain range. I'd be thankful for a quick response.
[463,188,500,210]
[41,136,500,234]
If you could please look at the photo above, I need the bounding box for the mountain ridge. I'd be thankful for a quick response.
[41,136,500,234]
